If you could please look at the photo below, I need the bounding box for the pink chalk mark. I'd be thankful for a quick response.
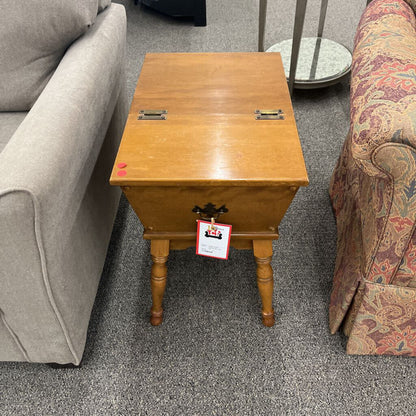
[117,162,127,169]
[117,170,127,177]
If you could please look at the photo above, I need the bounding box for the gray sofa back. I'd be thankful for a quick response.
[0,0,111,111]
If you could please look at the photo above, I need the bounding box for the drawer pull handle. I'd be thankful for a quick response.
[192,203,228,221]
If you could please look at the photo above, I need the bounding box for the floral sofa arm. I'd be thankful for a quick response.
[329,0,416,355]
[332,0,416,283]
[349,0,416,170]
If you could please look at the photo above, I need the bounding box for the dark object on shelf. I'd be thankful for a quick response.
[136,0,207,26]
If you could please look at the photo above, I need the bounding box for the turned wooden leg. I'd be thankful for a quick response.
[253,240,275,327]
[150,240,170,326]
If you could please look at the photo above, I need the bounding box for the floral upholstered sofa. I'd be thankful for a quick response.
[329,0,416,355]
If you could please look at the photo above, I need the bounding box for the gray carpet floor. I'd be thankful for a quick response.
[2,1,416,415]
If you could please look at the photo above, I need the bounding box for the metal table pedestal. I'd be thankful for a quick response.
[259,0,352,94]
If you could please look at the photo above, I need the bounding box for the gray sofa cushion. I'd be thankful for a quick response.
[0,113,27,153]
[0,0,110,112]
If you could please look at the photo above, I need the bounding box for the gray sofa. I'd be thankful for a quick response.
[0,1,128,365]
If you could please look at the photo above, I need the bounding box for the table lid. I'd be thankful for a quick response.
[111,53,309,187]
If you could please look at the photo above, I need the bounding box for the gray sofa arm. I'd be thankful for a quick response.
[0,4,127,364]
[0,4,126,222]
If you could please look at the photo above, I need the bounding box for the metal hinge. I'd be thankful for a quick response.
[255,109,284,120]
[138,110,167,120]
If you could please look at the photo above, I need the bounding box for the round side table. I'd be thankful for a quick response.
[259,0,353,94]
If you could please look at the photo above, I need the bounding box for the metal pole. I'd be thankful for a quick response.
[309,0,329,80]
[288,0,307,95]
[258,0,267,52]
[317,0,328,39]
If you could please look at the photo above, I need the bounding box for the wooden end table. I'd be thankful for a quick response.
[110,53,308,327]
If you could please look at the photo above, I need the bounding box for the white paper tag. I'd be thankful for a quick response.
[196,220,232,260]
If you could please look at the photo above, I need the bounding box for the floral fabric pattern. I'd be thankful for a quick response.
[329,0,416,355]
[349,0,416,175]
[405,0,416,12]
[394,233,416,287]
[345,281,416,356]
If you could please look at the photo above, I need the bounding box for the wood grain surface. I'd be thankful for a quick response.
[110,53,308,187]
[110,53,309,327]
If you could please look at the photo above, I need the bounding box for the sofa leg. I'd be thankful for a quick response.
[47,362,82,369]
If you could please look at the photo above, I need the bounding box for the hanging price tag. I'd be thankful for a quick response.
[196,219,232,260]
